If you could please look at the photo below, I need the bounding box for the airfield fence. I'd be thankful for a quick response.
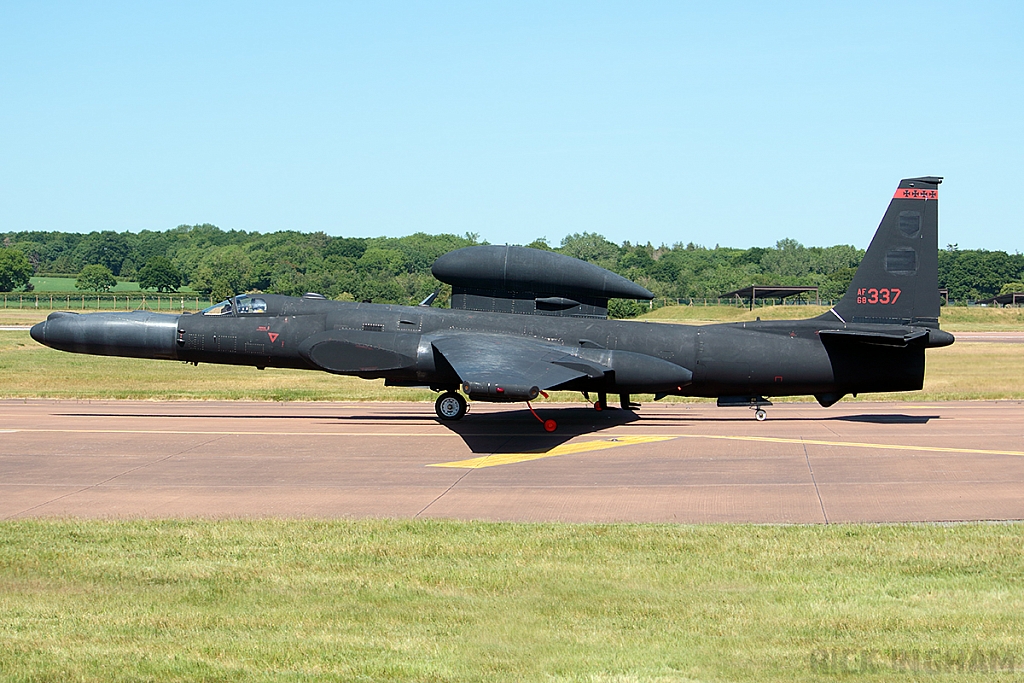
[645,297,834,310]
[3,294,207,312]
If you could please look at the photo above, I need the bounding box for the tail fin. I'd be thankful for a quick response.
[828,176,942,328]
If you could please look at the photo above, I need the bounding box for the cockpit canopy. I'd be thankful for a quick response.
[202,294,268,316]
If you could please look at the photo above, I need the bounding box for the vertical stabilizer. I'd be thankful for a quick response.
[829,176,942,327]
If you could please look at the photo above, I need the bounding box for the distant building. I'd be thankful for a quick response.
[720,285,819,311]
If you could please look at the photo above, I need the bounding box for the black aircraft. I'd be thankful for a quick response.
[31,177,953,430]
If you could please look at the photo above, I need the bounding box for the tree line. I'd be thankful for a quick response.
[1,227,1022,308]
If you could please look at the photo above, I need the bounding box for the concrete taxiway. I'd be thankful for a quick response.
[2,399,1023,523]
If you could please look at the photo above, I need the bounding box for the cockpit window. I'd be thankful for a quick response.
[236,296,267,314]
[202,299,234,316]
[202,295,268,316]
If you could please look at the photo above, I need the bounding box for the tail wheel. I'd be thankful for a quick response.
[435,392,468,421]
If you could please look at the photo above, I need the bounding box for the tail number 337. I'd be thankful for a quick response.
[856,287,901,305]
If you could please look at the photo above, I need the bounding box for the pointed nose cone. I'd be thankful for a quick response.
[30,311,79,350]
[27,310,180,359]
[30,320,47,344]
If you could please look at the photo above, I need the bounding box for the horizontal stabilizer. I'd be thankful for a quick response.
[818,329,928,347]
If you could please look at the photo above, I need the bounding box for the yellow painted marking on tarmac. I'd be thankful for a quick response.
[428,436,677,469]
[667,433,1024,458]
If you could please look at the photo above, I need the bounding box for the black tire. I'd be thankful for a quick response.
[435,392,467,421]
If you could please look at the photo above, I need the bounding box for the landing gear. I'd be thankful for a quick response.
[716,396,773,421]
[526,401,557,432]
[435,391,467,421]
[583,391,609,411]
[584,391,636,412]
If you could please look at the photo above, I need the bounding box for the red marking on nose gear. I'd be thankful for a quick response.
[893,188,938,200]
[268,332,279,343]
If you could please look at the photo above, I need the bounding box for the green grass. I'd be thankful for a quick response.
[3,330,1023,402]
[641,303,833,324]
[29,276,141,292]
[26,276,196,293]
[0,520,1021,682]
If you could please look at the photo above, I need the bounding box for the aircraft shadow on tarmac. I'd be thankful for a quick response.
[438,409,936,453]
[829,414,937,424]
[439,406,641,453]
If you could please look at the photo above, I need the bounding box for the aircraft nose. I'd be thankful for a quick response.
[30,311,78,349]
[26,310,180,359]
[30,320,46,344]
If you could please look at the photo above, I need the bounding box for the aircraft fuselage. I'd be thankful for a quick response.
[31,296,952,403]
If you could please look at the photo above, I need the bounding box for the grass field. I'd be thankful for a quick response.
[28,276,143,292]
[0,520,1021,682]
[2,329,1022,402]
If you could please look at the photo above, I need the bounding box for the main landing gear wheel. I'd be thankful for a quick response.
[754,408,767,421]
[435,392,467,421]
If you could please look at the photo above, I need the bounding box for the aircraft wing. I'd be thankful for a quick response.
[430,334,604,401]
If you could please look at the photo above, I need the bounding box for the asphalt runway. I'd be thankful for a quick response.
[953,331,1024,343]
[2,399,1023,523]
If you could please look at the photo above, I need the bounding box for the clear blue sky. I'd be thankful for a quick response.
[2,2,1022,252]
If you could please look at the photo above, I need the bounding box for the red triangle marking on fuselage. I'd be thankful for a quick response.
[268,332,279,343]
